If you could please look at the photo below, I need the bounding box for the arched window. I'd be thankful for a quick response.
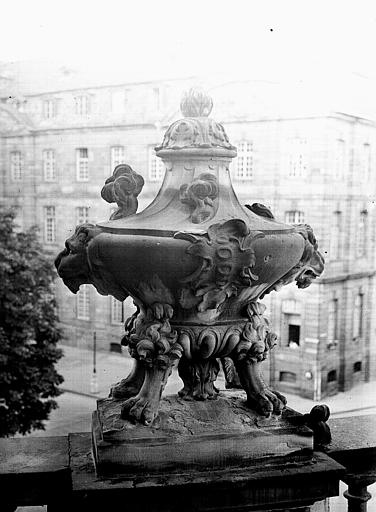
[327,370,337,383]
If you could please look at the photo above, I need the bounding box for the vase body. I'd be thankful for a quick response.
[56,89,324,424]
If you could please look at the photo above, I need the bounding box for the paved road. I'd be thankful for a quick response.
[25,343,376,438]
[56,344,376,413]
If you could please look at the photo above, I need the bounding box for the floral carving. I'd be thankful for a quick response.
[175,321,244,400]
[101,164,144,220]
[155,117,235,151]
[180,87,213,117]
[180,173,219,223]
[175,219,264,313]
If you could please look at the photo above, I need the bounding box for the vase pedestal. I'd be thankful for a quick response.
[92,390,313,476]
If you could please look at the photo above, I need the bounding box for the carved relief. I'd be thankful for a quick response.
[261,223,325,298]
[101,164,144,219]
[155,117,235,151]
[55,223,127,301]
[111,303,183,425]
[175,219,264,313]
[180,173,219,223]
[231,301,285,417]
[180,87,214,117]
[55,223,100,293]
[175,322,244,400]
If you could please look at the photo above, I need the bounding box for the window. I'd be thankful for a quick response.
[43,99,56,119]
[111,297,124,324]
[330,211,342,260]
[234,141,254,180]
[354,361,362,373]
[43,150,56,181]
[353,293,364,339]
[279,371,297,383]
[10,151,22,181]
[327,298,339,343]
[327,370,337,383]
[362,143,371,181]
[76,206,89,225]
[110,146,125,170]
[286,137,307,177]
[76,148,89,181]
[288,324,300,347]
[75,95,90,115]
[334,139,346,179]
[285,210,305,224]
[149,147,164,181]
[283,304,301,347]
[356,210,367,257]
[77,284,90,320]
[44,206,56,243]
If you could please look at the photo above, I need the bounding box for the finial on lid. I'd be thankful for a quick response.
[180,87,213,118]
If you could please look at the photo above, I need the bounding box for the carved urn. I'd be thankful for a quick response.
[56,88,324,427]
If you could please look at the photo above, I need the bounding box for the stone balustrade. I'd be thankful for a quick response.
[1,414,375,512]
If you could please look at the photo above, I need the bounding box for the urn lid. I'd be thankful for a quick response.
[97,88,292,236]
[155,88,236,154]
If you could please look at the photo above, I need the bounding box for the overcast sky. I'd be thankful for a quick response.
[1,0,376,81]
[1,0,376,118]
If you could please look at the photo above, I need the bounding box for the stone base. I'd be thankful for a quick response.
[92,390,313,475]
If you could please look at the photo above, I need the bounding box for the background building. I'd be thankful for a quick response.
[1,63,375,399]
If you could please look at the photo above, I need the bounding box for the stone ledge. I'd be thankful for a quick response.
[92,391,313,475]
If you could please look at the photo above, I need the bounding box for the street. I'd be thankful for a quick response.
[24,344,376,437]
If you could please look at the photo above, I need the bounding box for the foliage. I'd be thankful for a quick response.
[0,208,63,436]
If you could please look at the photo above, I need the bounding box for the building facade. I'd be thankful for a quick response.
[1,69,375,399]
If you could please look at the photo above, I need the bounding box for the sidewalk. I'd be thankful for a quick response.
[57,343,183,398]
[57,344,376,417]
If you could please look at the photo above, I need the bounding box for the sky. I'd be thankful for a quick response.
[1,0,376,116]
[1,0,376,79]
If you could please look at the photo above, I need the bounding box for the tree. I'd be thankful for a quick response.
[0,208,63,436]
